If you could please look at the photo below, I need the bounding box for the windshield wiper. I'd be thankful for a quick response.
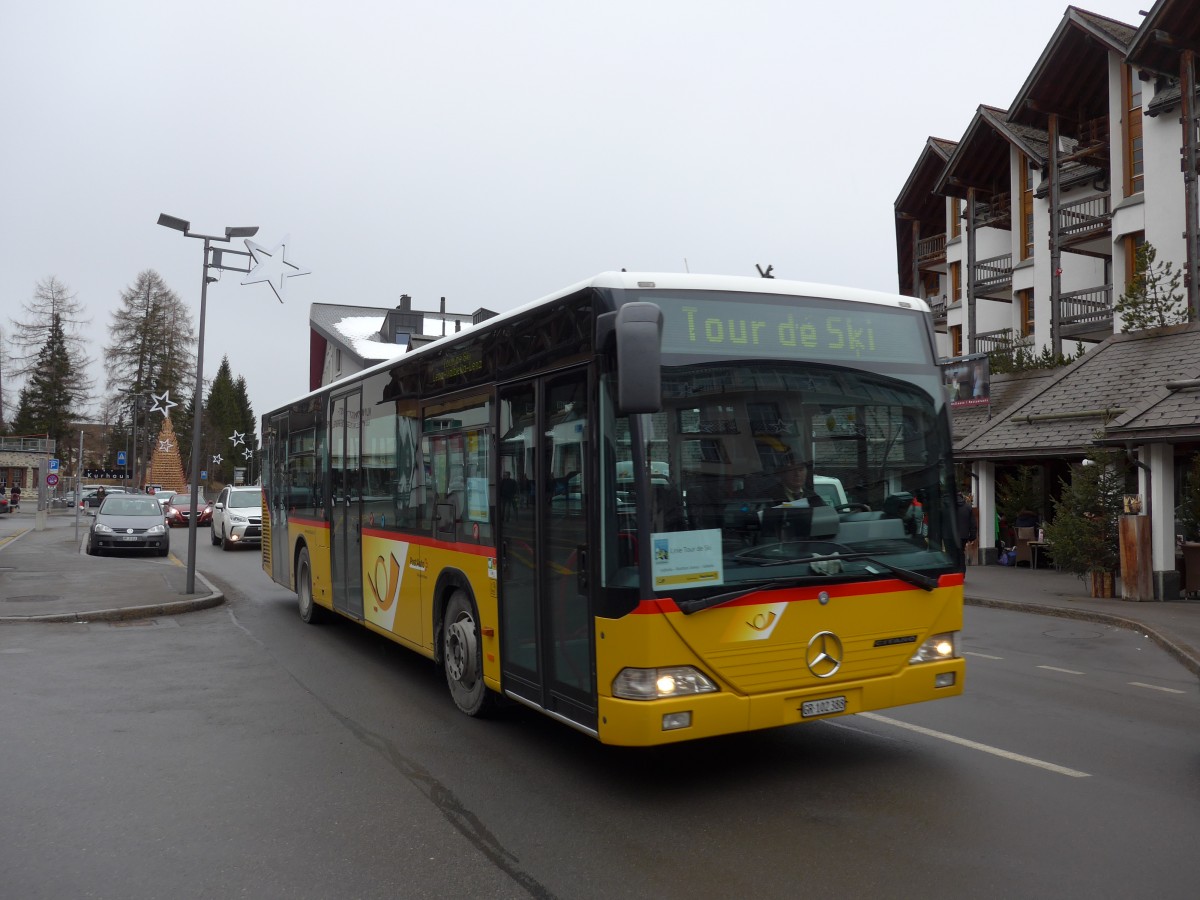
[678,552,939,615]
[676,577,813,615]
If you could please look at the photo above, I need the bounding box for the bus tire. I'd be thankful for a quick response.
[443,589,494,717]
[296,546,326,624]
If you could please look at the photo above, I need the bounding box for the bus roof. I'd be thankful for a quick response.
[276,273,929,410]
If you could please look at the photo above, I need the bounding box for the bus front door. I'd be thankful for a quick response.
[498,371,596,731]
[330,390,364,619]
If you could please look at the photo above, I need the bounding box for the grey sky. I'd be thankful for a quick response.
[1,0,1143,423]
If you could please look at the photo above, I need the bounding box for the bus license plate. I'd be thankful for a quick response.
[801,696,846,718]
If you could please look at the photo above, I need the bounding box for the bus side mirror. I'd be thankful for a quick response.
[614,302,663,414]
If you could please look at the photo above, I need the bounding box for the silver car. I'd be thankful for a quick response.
[210,485,264,550]
[87,494,170,557]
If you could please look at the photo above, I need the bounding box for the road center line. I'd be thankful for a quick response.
[857,712,1091,778]
[1037,665,1085,675]
[1129,681,1186,694]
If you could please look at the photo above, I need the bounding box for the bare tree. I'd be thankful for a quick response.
[104,270,196,410]
[7,275,93,408]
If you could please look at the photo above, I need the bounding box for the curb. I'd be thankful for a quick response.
[966,594,1200,681]
[0,591,226,624]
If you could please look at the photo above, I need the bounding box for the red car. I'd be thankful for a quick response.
[164,494,213,527]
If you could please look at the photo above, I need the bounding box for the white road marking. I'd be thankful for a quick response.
[964,651,1003,659]
[1037,665,1085,675]
[857,712,1091,778]
[1128,681,1186,694]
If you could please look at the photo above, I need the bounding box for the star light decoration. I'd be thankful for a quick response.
[229,430,246,447]
[158,439,174,452]
[149,390,178,417]
[242,448,254,460]
[212,454,223,465]
[241,235,310,303]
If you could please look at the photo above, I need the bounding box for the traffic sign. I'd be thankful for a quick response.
[117,451,127,466]
[201,470,208,480]
[46,473,59,487]
[48,458,60,473]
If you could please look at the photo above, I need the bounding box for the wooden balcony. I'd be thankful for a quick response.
[1060,284,1114,340]
[916,233,947,266]
[1057,193,1111,248]
[974,328,1018,355]
[973,193,1012,230]
[974,253,1013,297]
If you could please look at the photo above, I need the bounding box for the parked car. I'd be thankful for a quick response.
[80,486,129,511]
[210,485,264,550]
[164,493,213,527]
[87,494,170,557]
[0,495,9,514]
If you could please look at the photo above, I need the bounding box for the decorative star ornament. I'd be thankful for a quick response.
[212,454,223,465]
[229,430,246,447]
[242,448,254,460]
[241,234,310,303]
[158,439,174,452]
[149,390,178,416]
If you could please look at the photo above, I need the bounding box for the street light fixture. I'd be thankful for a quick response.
[157,213,259,594]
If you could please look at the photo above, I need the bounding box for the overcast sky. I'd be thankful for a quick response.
[1,0,1145,425]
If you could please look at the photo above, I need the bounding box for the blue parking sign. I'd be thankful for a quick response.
[49,458,60,472]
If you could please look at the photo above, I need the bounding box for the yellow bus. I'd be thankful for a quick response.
[261,272,964,745]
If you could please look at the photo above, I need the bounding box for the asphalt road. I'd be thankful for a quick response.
[2,536,1198,898]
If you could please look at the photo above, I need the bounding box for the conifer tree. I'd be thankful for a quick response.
[7,276,92,410]
[1115,242,1186,331]
[8,314,82,463]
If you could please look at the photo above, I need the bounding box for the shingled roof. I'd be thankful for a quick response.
[955,322,1200,460]
[951,368,1057,449]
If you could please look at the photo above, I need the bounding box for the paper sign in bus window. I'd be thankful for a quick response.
[650,529,724,588]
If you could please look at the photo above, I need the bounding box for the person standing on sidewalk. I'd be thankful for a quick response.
[10,484,21,511]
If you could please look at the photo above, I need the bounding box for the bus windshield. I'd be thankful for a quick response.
[599,292,957,597]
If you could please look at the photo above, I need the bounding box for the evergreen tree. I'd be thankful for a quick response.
[1114,242,1186,332]
[103,269,195,417]
[7,276,92,410]
[205,357,245,485]
[7,314,82,462]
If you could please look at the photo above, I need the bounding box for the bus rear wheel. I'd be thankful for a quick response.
[443,590,494,716]
[296,546,326,624]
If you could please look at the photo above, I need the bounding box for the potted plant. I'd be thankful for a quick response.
[1042,450,1126,597]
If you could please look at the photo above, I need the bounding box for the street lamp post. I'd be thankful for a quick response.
[157,214,258,594]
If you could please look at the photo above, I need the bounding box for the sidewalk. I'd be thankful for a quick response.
[0,506,223,624]
[965,563,1200,679]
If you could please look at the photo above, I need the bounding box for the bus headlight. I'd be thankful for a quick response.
[909,631,959,663]
[612,666,718,700]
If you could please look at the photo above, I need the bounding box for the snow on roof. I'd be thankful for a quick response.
[334,314,408,362]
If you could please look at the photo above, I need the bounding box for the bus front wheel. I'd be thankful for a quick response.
[296,547,326,624]
[443,590,493,716]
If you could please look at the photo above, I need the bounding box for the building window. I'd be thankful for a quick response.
[949,325,962,358]
[1020,157,1036,260]
[1018,289,1035,338]
[1124,231,1146,293]
[1124,66,1144,196]
[950,198,961,239]
[950,261,962,303]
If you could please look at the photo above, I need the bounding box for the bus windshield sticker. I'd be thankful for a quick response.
[651,529,724,589]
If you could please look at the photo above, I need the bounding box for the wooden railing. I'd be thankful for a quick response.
[974,193,1011,228]
[974,253,1013,294]
[916,233,947,262]
[1060,284,1114,334]
[974,328,1018,354]
[1057,193,1111,239]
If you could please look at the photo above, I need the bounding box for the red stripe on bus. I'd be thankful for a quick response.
[632,572,964,614]
[360,527,495,557]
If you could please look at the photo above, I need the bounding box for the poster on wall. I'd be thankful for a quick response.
[941,354,990,408]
